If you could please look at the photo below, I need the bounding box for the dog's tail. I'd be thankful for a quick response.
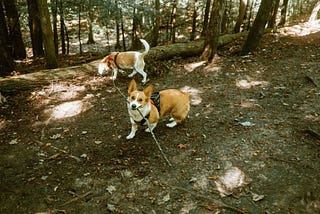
[140,39,150,56]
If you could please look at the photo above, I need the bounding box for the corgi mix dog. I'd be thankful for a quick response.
[126,79,190,139]
[98,39,150,83]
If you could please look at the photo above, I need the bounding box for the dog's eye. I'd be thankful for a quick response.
[131,96,135,100]
[138,98,143,102]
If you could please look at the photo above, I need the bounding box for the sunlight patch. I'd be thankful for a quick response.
[180,86,202,106]
[236,79,269,89]
[184,61,206,72]
[0,118,6,130]
[51,100,83,119]
[280,20,320,36]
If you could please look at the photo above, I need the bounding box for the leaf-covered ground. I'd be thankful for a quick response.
[1,25,320,213]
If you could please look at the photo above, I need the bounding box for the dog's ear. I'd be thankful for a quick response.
[128,79,137,94]
[143,84,154,97]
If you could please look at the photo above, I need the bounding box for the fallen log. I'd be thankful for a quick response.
[145,31,247,61]
[0,32,247,93]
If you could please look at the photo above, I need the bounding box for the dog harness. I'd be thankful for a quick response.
[114,53,120,69]
[134,92,161,125]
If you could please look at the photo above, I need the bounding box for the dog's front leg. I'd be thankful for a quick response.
[145,122,157,133]
[111,69,118,80]
[126,119,138,139]
[128,70,137,78]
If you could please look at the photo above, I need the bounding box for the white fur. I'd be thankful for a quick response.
[98,39,150,83]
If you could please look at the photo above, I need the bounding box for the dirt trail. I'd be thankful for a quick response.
[1,30,320,213]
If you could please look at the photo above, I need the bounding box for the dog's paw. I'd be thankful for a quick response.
[126,133,135,139]
[142,79,149,84]
[166,121,177,128]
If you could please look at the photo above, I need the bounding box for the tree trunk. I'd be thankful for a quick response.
[241,0,275,55]
[151,0,160,47]
[52,0,59,55]
[87,0,95,44]
[120,11,126,51]
[170,0,178,43]
[201,0,211,37]
[278,0,288,27]
[201,0,225,61]
[268,0,280,28]
[132,4,142,50]
[36,0,58,68]
[3,0,26,59]
[190,0,198,41]
[0,1,14,76]
[27,0,44,57]
[78,4,82,54]
[233,0,247,33]
[114,0,121,50]
[309,1,320,22]
[59,0,66,54]
[244,0,253,31]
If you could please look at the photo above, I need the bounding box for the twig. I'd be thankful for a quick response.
[304,128,320,141]
[48,144,81,162]
[171,185,247,214]
[59,191,92,206]
[37,140,81,162]
[305,74,319,87]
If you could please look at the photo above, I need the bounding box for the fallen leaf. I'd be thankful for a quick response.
[106,185,116,194]
[252,192,265,201]
[203,205,219,212]
[178,143,187,149]
[208,176,218,180]
[48,153,61,160]
[9,139,19,145]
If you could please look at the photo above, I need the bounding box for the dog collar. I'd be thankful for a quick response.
[114,52,120,69]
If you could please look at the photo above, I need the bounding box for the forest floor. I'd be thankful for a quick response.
[1,22,320,214]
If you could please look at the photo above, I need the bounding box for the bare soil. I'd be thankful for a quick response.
[1,30,320,214]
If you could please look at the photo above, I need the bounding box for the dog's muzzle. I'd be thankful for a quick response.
[129,103,140,110]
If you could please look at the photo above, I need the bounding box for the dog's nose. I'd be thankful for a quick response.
[131,104,137,109]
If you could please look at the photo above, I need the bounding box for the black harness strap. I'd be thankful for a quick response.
[114,52,120,69]
[134,92,160,125]
[150,92,161,112]
[134,113,150,125]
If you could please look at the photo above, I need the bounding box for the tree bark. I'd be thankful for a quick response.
[233,0,247,33]
[190,0,198,41]
[201,0,211,37]
[59,0,66,54]
[52,0,59,55]
[170,0,178,43]
[268,0,280,28]
[151,0,160,47]
[0,0,15,76]
[278,0,288,27]
[87,0,95,44]
[27,0,44,57]
[3,0,26,59]
[241,0,275,55]
[201,0,225,61]
[36,0,58,68]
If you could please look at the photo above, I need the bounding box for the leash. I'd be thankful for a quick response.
[111,75,173,167]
